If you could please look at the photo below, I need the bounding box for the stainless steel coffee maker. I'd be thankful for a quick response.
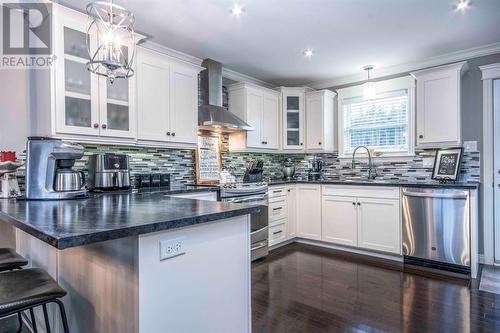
[25,137,88,200]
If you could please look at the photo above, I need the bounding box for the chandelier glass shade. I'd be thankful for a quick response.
[86,1,136,83]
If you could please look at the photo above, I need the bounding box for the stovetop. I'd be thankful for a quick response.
[219,182,268,198]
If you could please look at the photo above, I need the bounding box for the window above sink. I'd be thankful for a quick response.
[337,76,416,158]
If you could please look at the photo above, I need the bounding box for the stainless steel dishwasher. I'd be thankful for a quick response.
[402,187,470,275]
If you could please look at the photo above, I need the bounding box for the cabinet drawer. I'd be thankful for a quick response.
[269,222,287,246]
[269,186,286,198]
[322,185,399,199]
[269,197,287,221]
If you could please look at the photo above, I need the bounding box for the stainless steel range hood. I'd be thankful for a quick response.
[198,59,253,132]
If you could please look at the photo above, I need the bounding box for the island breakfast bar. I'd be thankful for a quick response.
[0,191,259,333]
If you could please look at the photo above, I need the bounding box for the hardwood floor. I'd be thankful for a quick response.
[252,243,500,333]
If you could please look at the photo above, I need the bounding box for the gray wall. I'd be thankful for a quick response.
[328,52,500,154]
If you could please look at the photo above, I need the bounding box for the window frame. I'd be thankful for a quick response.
[337,76,416,159]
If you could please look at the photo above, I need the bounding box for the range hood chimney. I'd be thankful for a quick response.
[198,59,253,132]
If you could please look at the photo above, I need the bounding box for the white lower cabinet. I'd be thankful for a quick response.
[357,197,400,254]
[286,186,297,239]
[269,222,287,246]
[269,196,287,222]
[268,184,401,256]
[296,185,322,241]
[321,186,401,255]
[322,196,357,247]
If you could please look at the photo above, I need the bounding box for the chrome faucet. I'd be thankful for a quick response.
[351,146,377,180]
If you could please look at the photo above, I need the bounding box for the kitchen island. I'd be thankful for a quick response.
[0,189,259,333]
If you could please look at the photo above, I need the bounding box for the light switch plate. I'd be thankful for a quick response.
[463,141,477,152]
[160,237,186,261]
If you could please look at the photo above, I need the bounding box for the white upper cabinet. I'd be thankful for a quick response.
[54,8,100,137]
[279,87,311,151]
[262,92,280,149]
[411,62,467,148]
[305,90,336,151]
[54,6,136,140]
[227,83,280,151]
[136,47,201,146]
[136,48,170,142]
[169,64,200,144]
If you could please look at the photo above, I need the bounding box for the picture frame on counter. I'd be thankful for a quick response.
[432,147,463,182]
[195,135,222,185]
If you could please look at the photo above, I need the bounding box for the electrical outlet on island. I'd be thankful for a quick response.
[160,237,186,260]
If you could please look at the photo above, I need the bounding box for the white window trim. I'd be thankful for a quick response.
[337,76,416,159]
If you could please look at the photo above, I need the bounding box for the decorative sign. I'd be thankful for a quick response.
[195,135,222,184]
[432,147,463,182]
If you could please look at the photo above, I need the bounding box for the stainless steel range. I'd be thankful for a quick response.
[219,182,268,261]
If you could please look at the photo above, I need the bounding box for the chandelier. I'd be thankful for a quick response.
[86,0,136,83]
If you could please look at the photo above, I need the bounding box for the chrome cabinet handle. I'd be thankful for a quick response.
[172,132,176,137]
[272,207,283,211]
[93,123,99,129]
[419,135,424,139]
[101,124,107,129]
[166,132,171,136]
[273,230,283,235]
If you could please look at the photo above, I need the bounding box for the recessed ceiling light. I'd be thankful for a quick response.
[456,0,470,11]
[230,5,245,17]
[303,48,314,58]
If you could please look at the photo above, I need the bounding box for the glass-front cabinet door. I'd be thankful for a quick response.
[55,15,100,136]
[99,43,136,138]
[281,88,305,150]
[55,11,135,139]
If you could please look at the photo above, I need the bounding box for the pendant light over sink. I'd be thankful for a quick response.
[86,0,136,83]
[362,65,376,100]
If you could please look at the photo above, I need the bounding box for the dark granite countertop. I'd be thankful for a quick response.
[0,191,258,250]
[268,178,479,189]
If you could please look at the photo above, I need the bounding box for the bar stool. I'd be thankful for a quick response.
[0,248,28,272]
[0,268,69,333]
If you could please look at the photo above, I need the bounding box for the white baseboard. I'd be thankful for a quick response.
[479,254,485,264]
[269,237,403,263]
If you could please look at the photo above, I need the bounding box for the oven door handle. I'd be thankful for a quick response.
[251,226,268,236]
[225,194,268,203]
[251,241,268,251]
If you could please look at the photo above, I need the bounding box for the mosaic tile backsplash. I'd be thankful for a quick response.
[219,136,480,184]
[15,137,480,187]
[16,144,196,187]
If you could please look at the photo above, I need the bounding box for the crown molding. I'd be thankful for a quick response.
[139,41,275,88]
[140,41,204,67]
[222,67,275,89]
[480,62,500,80]
[308,41,500,89]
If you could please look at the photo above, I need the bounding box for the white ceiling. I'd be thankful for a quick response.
[58,0,500,86]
